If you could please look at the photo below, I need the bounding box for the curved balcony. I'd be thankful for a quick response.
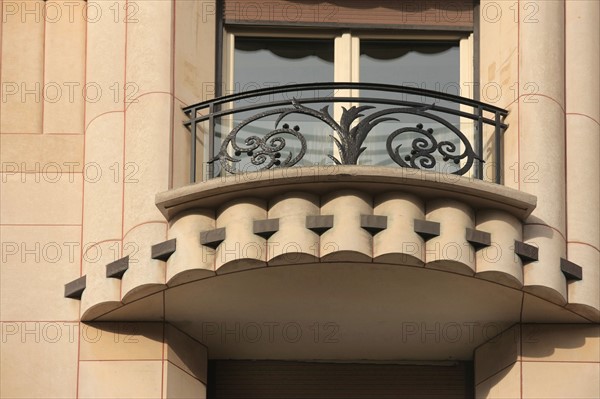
[69,166,599,363]
[183,82,508,183]
[65,83,598,362]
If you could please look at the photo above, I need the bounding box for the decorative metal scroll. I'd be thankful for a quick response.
[209,99,482,176]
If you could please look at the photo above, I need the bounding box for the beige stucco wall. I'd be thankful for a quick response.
[475,324,600,399]
[564,0,600,319]
[1,0,598,398]
[1,1,214,397]
[78,323,207,398]
[1,1,85,397]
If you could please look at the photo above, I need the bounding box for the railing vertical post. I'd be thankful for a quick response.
[476,105,484,179]
[495,112,503,184]
[190,107,197,184]
[208,103,215,180]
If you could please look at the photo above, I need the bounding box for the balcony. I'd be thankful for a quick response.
[70,81,598,352]
[183,82,508,183]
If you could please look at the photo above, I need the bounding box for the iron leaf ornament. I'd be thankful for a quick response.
[209,99,482,175]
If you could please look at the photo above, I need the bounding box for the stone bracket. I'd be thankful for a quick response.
[253,218,280,239]
[466,228,491,249]
[560,258,583,281]
[64,275,86,299]
[361,215,388,235]
[151,239,177,261]
[106,256,130,279]
[414,219,440,241]
[514,240,539,263]
[200,228,226,249]
[306,215,334,235]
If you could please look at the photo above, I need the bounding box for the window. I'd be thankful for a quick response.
[210,14,475,176]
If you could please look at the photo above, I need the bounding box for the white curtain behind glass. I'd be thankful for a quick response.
[222,37,335,172]
[359,41,460,171]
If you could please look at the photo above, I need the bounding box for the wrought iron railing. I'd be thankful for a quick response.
[183,83,508,183]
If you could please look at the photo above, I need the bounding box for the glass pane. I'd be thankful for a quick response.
[360,41,460,91]
[359,41,461,171]
[234,37,334,93]
[213,38,334,175]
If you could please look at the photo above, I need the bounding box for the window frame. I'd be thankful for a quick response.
[214,11,480,176]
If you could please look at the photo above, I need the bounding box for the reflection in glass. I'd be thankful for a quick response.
[214,38,464,175]
[359,41,461,170]
[213,38,334,174]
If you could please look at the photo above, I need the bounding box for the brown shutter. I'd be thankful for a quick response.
[223,0,474,30]
[208,360,473,399]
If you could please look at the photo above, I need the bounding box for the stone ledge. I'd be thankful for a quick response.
[156,166,537,221]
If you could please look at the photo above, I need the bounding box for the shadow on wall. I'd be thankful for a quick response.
[521,324,598,358]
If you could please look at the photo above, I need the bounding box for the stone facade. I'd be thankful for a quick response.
[1,1,598,398]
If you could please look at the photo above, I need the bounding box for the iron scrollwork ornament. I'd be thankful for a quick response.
[209,99,482,175]
[208,107,308,174]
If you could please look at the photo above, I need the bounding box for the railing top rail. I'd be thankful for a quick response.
[182,82,509,116]
[183,95,507,129]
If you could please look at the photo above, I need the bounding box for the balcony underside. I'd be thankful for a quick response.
[88,262,591,361]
